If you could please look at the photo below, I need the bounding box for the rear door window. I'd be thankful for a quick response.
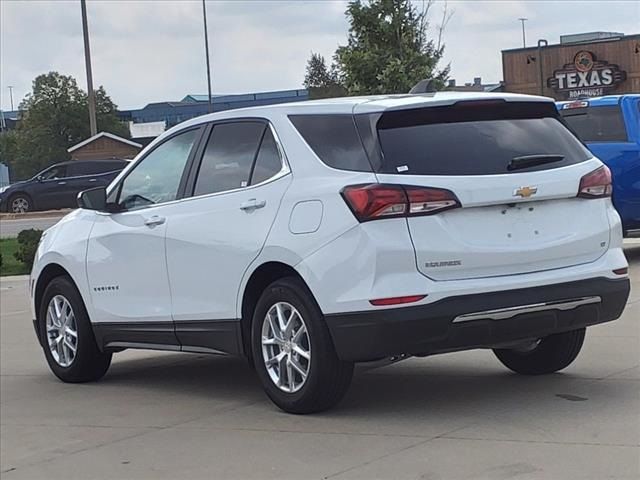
[375,101,591,175]
[194,122,265,196]
[560,105,628,142]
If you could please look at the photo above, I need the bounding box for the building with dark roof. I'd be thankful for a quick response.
[118,89,309,128]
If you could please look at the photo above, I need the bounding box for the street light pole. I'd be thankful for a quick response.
[7,86,14,111]
[518,18,528,48]
[81,0,98,136]
[202,0,213,113]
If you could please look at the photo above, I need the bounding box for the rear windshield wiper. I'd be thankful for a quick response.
[508,154,565,171]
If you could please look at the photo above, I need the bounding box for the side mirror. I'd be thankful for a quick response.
[77,186,107,211]
[36,175,45,182]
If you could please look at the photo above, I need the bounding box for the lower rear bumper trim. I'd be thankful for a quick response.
[325,277,629,362]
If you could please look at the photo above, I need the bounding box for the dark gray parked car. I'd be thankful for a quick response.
[0,159,128,213]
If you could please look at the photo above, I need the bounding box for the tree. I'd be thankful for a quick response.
[8,72,129,179]
[303,53,347,99]
[332,0,451,96]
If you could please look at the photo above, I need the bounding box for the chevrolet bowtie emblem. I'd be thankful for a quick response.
[514,186,538,198]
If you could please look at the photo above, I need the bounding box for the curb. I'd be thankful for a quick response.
[0,210,72,221]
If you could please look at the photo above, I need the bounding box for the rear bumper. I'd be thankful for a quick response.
[325,277,630,362]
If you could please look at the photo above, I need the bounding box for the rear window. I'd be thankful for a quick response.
[560,105,628,142]
[289,115,372,172]
[70,161,126,176]
[376,101,591,176]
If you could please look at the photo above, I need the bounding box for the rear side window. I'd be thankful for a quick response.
[194,122,265,196]
[289,115,372,172]
[560,105,628,142]
[376,101,591,175]
[69,161,125,176]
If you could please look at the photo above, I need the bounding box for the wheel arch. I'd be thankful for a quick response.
[34,263,76,323]
[7,190,33,211]
[239,261,318,360]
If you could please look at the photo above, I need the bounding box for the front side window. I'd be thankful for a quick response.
[116,129,198,210]
[194,122,265,196]
[39,165,67,180]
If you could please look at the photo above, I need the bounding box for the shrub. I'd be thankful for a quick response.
[14,229,43,269]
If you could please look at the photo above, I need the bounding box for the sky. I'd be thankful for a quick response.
[1,0,638,111]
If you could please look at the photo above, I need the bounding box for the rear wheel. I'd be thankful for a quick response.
[251,277,353,414]
[9,194,31,213]
[39,276,112,382]
[493,328,586,375]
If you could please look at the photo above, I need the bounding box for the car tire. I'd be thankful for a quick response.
[39,276,112,383]
[493,328,586,375]
[251,276,354,414]
[9,193,32,213]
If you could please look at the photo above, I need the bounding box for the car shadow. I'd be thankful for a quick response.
[98,351,627,417]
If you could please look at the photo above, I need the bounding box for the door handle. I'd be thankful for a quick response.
[57,181,67,185]
[89,178,98,182]
[144,215,166,227]
[239,199,266,211]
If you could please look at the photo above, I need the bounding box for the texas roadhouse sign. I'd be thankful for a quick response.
[547,50,627,99]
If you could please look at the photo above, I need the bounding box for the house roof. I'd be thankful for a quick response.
[67,132,142,153]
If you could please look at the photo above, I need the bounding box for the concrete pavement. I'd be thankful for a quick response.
[1,248,638,479]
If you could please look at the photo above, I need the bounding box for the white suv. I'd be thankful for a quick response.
[30,92,630,413]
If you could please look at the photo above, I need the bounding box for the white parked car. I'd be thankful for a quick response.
[30,92,630,413]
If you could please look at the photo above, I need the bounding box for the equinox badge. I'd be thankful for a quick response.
[514,186,538,198]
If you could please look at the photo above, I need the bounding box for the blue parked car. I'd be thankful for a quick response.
[558,95,640,238]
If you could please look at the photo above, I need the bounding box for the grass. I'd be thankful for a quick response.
[0,238,30,276]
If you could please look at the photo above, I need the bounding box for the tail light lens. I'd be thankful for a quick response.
[341,184,460,222]
[578,166,612,199]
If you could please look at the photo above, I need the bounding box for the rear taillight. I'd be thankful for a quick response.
[578,166,612,199]
[341,184,460,222]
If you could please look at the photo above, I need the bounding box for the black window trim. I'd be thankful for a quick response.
[103,125,206,214]
[183,117,290,200]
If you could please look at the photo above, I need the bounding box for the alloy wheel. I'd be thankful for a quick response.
[261,302,311,393]
[11,197,29,213]
[46,295,78,367]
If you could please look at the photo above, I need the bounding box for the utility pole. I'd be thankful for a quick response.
[81,0,98,136]
[7,86,14,111]
[202,0,213,113]
[518,18,528,48]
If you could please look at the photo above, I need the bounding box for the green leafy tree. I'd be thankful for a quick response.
[0,129,19,171]
[333,0,452,95]
[304,53,346,99]
[9,72,128,179]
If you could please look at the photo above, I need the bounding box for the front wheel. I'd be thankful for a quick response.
[9,194,32,213]
[39,276,112,382]
[493,328,586,375]
[251,277,354,414]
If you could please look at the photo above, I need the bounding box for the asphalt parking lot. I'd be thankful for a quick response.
[1,247,638,480]
[0,213,69,238]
